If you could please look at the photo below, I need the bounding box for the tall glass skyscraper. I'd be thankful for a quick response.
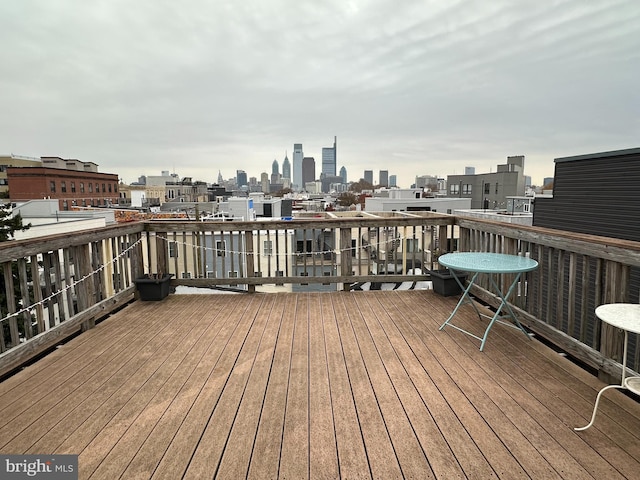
[321,136,337,177]
[339,166,347,184]
[282,154,291,180]
[292,144,303,191]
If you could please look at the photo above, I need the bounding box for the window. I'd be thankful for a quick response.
[80,183,85,193]
[71,182,76,193]
[82,199,87,207]
[61,181,67,193]
[50,181,56,193]
[216,240,226,257]
[182,272,192,279]
[462,184,472,194]
[102,183,106,193]
[449,184,459,195]
[484,183,490,194]
[114,184,118,193]
[62,200,68,210]
[495,183,499,194]
[88,183,93,193]
[406,238,420,253]
[351,239,357,257]
[95,183,99,193]
[168,242,178,258]
[108,184,112,193]
[296,240,312,254]
[263,240,273,255]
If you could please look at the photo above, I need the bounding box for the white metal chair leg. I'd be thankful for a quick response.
[574,384,624,431]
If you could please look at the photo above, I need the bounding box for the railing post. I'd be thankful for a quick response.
[17,258,32,340]
[244,230,255,293]
[155,231,168,276]
[599,260,629,382]
[341,227,353,291]
[76,244,96,331]
[3,262,19,348]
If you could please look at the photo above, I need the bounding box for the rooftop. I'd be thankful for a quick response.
[1,291,639,479]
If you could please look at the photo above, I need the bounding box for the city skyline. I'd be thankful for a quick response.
[1,1,637,188]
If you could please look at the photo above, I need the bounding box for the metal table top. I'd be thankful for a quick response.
[438,252,539,274]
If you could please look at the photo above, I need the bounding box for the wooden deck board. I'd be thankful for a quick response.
[1,291,640,480]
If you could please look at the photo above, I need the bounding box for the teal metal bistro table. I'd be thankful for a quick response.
[438,252,539,351]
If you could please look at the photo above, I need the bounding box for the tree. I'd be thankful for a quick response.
[349,180,374,193]
[0,203,31,241]
[0,203,32,347]
[336,192,358,207]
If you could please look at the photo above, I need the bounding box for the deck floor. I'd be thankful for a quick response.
[1,291,639,479]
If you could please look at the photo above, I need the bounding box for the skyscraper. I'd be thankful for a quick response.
[339,166,347,184]
[364,170,373,185]
[302,157,315,187]
[379,170,389,187]
[389,175,397,187]
[293,144,303,191]
[321,136,337,178]
[236,170,247,188]
[282,153,291,180]
[271,159,280,185]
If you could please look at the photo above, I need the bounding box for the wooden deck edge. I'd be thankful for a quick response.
[0,287,136,379]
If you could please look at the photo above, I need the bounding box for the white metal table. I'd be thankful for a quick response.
[438,252,539,351]
[575,303,640,431]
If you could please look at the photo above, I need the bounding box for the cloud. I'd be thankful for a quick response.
[1,0,638,186]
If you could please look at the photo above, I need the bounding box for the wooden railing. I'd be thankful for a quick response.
[1,212,639,385]
[457,217,640,382]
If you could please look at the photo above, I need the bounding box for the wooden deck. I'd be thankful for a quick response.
[1,291,639,479]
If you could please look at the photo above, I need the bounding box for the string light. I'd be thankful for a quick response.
[154,231,412,260]
[0,238,144,324]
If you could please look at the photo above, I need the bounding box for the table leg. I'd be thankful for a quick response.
[575,331,629,431]
[574,384,625,431]
[439,272,481,336]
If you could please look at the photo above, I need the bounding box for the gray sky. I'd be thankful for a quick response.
[1,0,638,187]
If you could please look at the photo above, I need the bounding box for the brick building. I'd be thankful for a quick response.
[8,166,119,210]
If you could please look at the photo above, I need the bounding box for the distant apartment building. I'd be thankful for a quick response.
[0,154,41,196]
[8,162,119,210]
[447,155,527,209]
[389,175,397,187]
[321,136,337,177]
[363,170,373,185]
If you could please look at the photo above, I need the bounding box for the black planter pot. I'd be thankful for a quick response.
[135,274,173,301]
[429,269,467,297]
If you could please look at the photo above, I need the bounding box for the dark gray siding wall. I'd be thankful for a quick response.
[532,149,640,360]
[533,151,640,240]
